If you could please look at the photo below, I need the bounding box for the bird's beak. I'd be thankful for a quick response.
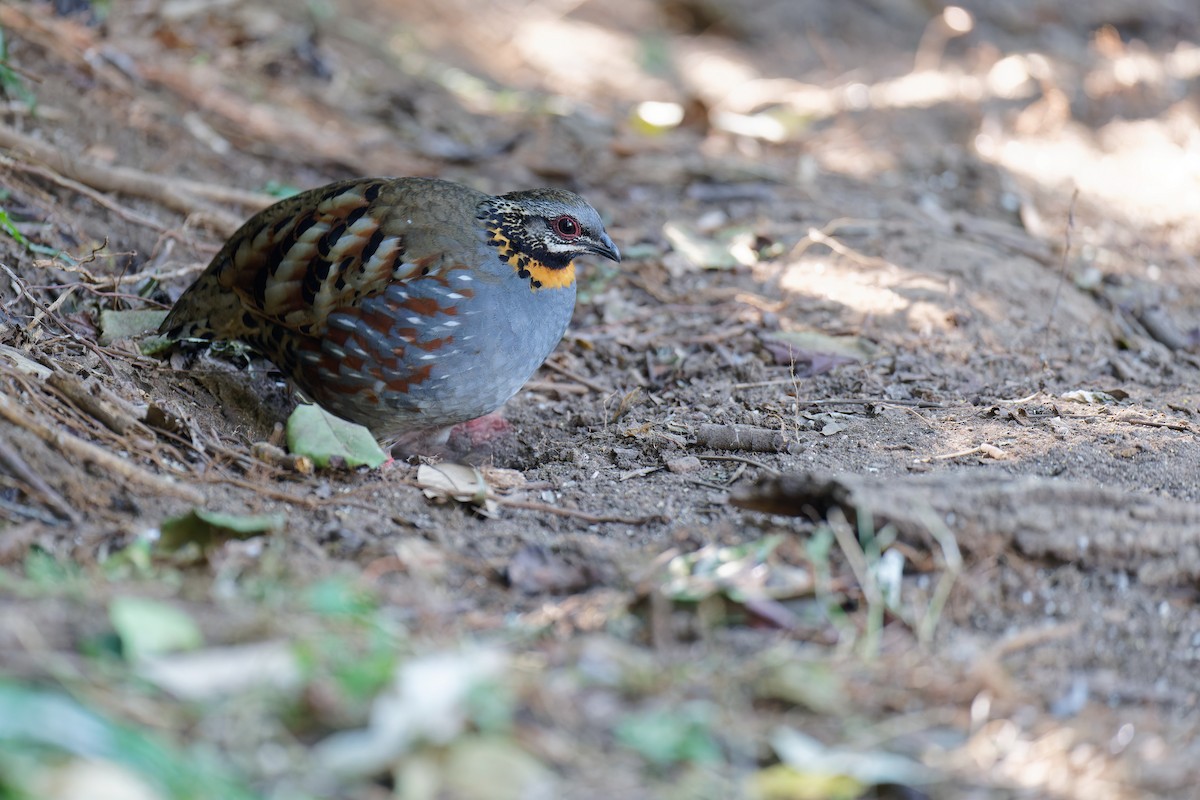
[589,232,621,263]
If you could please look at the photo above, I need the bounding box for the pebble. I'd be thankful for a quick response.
[666,455,702,474]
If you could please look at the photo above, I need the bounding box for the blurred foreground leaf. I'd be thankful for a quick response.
[109,596,203,662]
[615,703,721,767]
[396,735,554,800]
[767,727,938,790]
[0,682,257,800]
[314,648,509,777]
[662,535,810,603]
[751,649,848,715]
[158,509,284,552]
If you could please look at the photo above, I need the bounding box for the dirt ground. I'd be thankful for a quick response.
[2,0,1200,798]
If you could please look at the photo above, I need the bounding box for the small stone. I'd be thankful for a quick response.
[666,455,702,474]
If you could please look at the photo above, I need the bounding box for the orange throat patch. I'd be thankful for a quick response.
[487,229,576,291]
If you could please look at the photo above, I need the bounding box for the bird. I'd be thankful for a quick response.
[158,176,620,453]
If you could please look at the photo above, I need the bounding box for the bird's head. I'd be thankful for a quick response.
[479,188,620,290]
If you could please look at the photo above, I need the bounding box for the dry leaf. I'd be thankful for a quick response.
[417,463,499,517]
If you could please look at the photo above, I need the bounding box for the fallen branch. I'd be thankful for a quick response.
[46,371,147,437]
[732,471,1200,586]
[695,422,791,453]
[0,433,77,523]
[0,389,205,505]
[0,153,174,235]
[0,123,273,235]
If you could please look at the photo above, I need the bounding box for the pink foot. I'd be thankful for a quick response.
[452,412,512,447]
[389,413,512,462]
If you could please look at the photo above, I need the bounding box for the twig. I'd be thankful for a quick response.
[801,396,944,409]
[0,154,177,236]
[682,477,731,491]
[618,466,661,482]
[542,359,613,395]
[898,404,937,430]
[789,218,885,260]
[1042,188,1079,352]
[679,324,751,345]
[0,123,272,235]
[0,390,205,504]
[0,434,77,522]
[696,454,780,475]
[986,620,1082,661]
[1119,415,1192,433]
[915,443,1006,463]
[84,262,207,291]
[0,57,44,84]
[995,391,1044,404]
[0,496,61,526]
[0,263,119,377]
[195,474,321,510]
[523,380,589,396]
[827,507,884,658]
[497,497,662,525]
[0,4,133,94]
[45,371,145,437]
[796,226,896,270]
[0,101,67,120]
[732,382,947,410]
[0,520,46,564]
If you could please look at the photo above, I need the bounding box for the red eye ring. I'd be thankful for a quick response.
[552,215,582,240]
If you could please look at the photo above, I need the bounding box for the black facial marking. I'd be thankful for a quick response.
[478,194,586,286]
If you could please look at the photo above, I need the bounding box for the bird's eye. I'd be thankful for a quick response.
[552,215,581,239]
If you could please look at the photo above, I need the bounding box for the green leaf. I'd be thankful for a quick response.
[0,682,257,800]
[286,404,387,469]
[0,208,30,248]
[751,650,848,715]
[304,577,376,617]
[22,549,81,588]
[663,222,746,270]
[109,596,203,661]
[262,181,301,198]
[158,509,285,551]
[614,704,721,767]
[98,309,170,345]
